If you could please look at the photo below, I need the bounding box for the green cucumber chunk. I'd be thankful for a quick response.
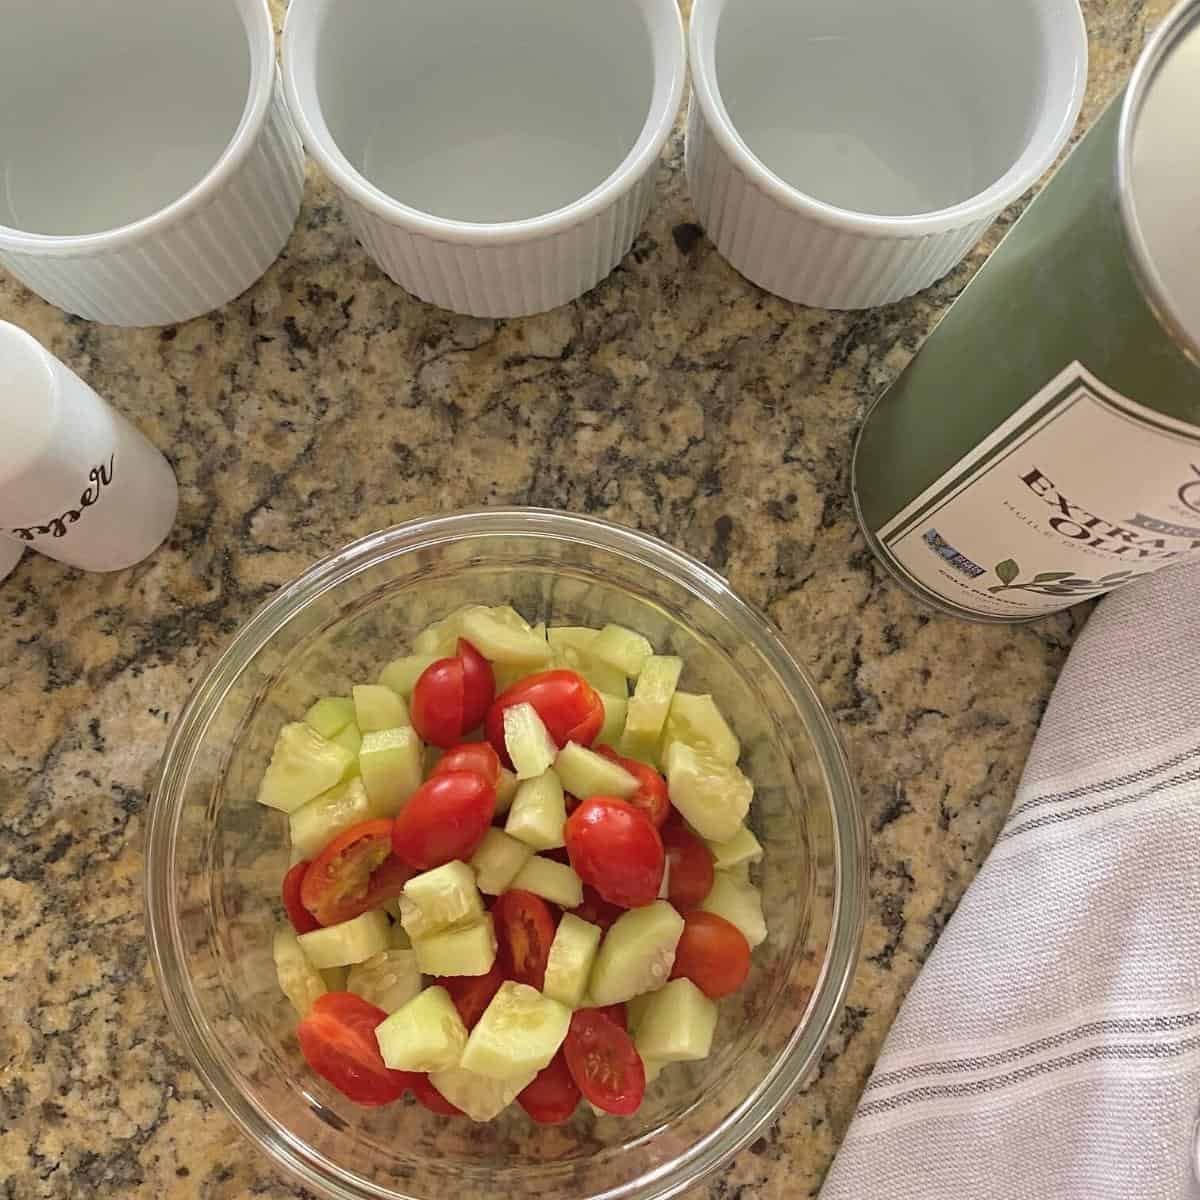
[625,991,656,1033]
[469,828,534,895]
[329,722,363,770]
[347,948,423,1014]
[705,824,763,871]
[641,1055,668,1084]
[459,981,572,1080]
[634,978,717,1062]
[459,609,552,666]
[375,985,468,1072]
[511,856,584,909]
[542,914,603,1008]
[663,742,751,842]
[400,860,484,939]
[429,1065,537,1122]
[504,703,559,780]
[297,909,391,969]
[620,655,683,762]
[588,901,684,1005]
[546,626,601,654]
[289,777,372,860]
[353,684,410,734]
[494,767,520,815]
[274,927,327,1016]
[304,697,355,740]
[554,741,638,800]
[700,872,767,947]
[411,916,497,977]
[589,624,655,677]
[257,723,356,814]
[359,726,423,817]
[505,769,566,849]
[596,692,629,747]
[378,654,439,699]
[550,642,629,696]
[662,692,740,766]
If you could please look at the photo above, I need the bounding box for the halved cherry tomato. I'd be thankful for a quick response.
[392,771,496,870]
[431,741,501,787]
[563,1008,645,1116]
[595,746,671,827]
[660,821,715,910]
[565,796,664,909]
[282,860,320,934]
[670,911,751,999]
[485,670,605,764]
[411,1073,464,1116]
[517,1050,580,1124]
[297,993,416,1107]
[301,820,415,927]
[411,656,466,749]
[492,889,557,990]
[571,885,622,933]
[457,639,495,732]
[436,961,504,1029]
[589,1003,627,1030]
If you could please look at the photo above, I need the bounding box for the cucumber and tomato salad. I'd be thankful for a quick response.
[259,605,767,1124]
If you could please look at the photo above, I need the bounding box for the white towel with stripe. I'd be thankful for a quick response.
[820,559,1200,1200]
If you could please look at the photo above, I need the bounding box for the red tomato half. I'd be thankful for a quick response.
[595,746,671,827]
[282,860,320,934]
[485,670,605,764]
[437,962,504,1029]
[563,1008,645,1116]
[411,656,466,749]
[670,911,751,999]
[297,993,415,1107]
[518,1050,580,1124]
[431,741,501,787]
[565,796,664,909]
[411,1073,464,1116]
[589,1003,627,1030]
[301,820,415,927]
[660,821,715,911]
[457,639,495,732]
[392,771,496,870]
[492,889,557,990]
[570,885,622,933]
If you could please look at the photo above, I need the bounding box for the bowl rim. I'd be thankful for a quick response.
[144,509,866,1200]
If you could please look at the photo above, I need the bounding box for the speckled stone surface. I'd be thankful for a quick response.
[0,2,1174,1196]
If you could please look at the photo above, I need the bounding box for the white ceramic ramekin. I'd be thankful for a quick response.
[282,0,686,319]
[0,0,304,328]
[686,0,1089,310]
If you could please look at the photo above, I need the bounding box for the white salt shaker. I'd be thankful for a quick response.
[0,320,178,571]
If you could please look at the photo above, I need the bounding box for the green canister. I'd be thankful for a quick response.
[852,0,1200,622]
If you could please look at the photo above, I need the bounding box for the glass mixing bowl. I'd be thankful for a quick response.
[145,509,865,1200]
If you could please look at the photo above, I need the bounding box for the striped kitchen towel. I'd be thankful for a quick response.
[820,559,1200,1200]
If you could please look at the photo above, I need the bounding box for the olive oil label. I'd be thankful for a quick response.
[874,362,1200,618]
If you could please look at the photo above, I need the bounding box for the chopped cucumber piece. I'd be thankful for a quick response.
[304,697,355,740]
[459,609,552,667]
[554,741,638,800]
[353,684,410,734]
[588,902,684,1005]
[620,656,683,762]
[487,605,534,632]
[634,978,717,1062]
[664,742,752,843]
[641,1055,668,1084]
[375,985,468,1072]
[297,909,391,969]
[347,948,422,1014]
[543,914,603,1008]
[429,1065,537,1122]
[705,824,763,871]
[512,857,584,908]
[378,654,439,699]
[662,693,740,766]
[412,916,497,977]
[460,982,571,1080]
[551,643,629,696]
[505,769,566,849]
[596,692,628,747]
[504,703,559,780]
[321,965,349,992]
[257,723,356,813]
[400,861,484,939]
[274,928,327,1016]
[359,726,423,817]
[289,777,372,860]
[625,992,656,1033]
[726,861,752,884]
[530,621,547,641]
[329,721,363,769]
[589,624,655,677]
[494,767,519,815]
[546,626,601,654]
[469,828,534,895]
[413,613,463,657]
[700,872,767,947]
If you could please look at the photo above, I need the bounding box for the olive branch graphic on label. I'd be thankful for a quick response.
[988,559,1136,597]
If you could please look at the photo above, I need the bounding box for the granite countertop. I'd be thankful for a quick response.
[0,1,1172,1196]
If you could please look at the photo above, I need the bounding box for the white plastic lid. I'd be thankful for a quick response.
[1127,10,1200,353]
